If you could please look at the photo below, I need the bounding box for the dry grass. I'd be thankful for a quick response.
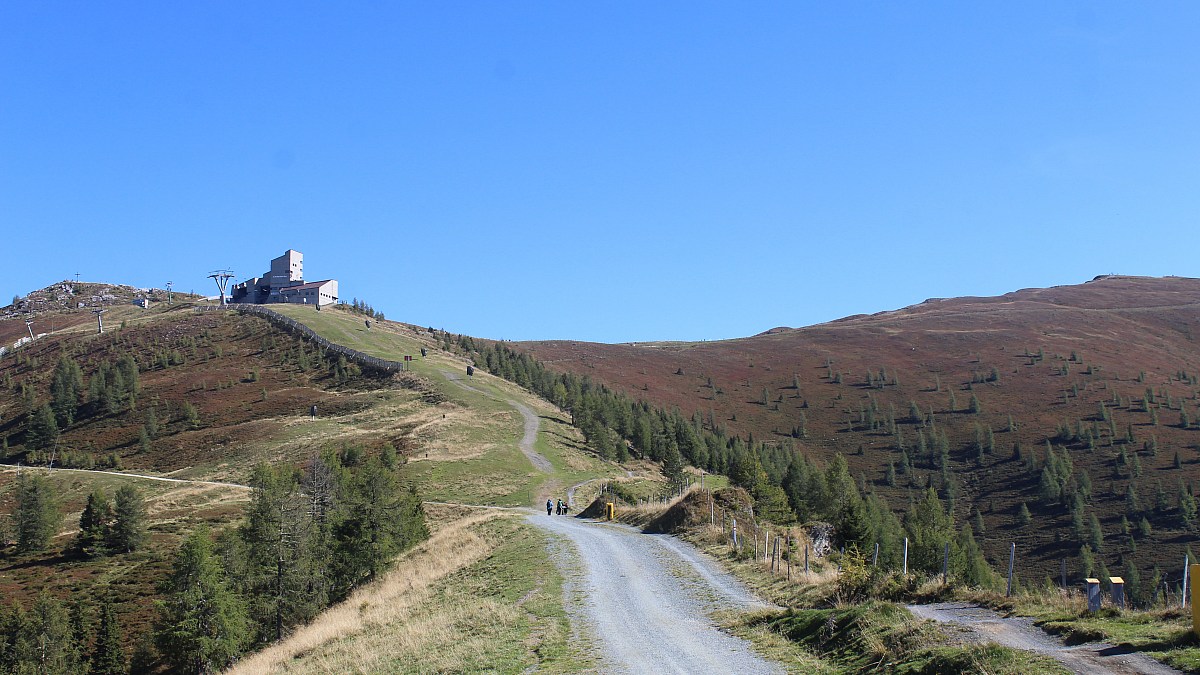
[228,508,510,674]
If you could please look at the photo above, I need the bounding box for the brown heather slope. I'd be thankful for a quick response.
[0,304,422,637]
[517,275,1200,582]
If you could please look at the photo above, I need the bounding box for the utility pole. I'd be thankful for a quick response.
[93,308,107,334]
[208,269,235,305]
[166,281,174,306]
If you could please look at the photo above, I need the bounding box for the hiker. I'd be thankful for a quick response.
[309,404,317,420]
[558,499,567,515]
[546,499,553,516]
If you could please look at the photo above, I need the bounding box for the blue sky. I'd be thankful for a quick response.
[2,2,1198,343]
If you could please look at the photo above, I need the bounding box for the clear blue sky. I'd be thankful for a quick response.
[3,3,1198,343]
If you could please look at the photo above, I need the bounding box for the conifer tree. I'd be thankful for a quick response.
[15,473,60,552]
[155,527,248,674]
[1016,502,1032,527]
[969,394,982,414]
[91,599,126,675]
[1079,544,1095,578]
[77,488,113,557]
[1088,512,1104,551]
[18,592,81,673]
[26,404,59,451]
[50,355,83,427]
[110,485,148,553]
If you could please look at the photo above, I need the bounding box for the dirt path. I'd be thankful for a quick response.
[0,464,250,490]
[439,368,552,473]
[907,602,1181,675]
[532,514,783,674]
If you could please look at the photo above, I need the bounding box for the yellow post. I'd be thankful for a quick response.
[606,502,615,521]
[1191,564,1200,635]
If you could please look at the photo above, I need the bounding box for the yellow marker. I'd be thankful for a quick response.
[606,502,615,521]
[1192,564,1200,635]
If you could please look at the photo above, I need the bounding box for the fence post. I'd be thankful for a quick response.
[902,537,909,576]
[1061,559,1067,589]
[1006,542,1016,597]
[1184,555,1191,610]
[942,542,949,584]
[804,544,809,578]
[872,542,879,567]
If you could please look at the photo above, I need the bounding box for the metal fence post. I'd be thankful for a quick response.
[1006,543,1016,597]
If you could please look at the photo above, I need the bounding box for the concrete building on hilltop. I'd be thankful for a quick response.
[230,250,339,306]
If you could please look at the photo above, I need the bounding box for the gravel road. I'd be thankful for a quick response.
[532,514,783,674]
[907,602,1181,675]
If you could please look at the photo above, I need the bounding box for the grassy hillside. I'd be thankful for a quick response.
[516,275,1200,584]
[0,296,632,672]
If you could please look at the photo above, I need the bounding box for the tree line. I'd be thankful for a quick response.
[467,340,997,586]
[1,447,427,674]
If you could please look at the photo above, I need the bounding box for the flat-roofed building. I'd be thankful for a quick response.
[229,249,338,306]
[275,279,339,306]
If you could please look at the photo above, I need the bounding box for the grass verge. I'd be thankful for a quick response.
[230,507,585,674]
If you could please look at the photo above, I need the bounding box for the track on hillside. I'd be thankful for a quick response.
[532,514,783,674]
[0,464,250,490]
[439,368,552,473]
[907,602,1181,675]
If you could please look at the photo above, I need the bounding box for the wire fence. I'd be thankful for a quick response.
[195,304,409,374]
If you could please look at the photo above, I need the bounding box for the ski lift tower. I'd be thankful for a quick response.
[208,269,235,305]
[93,308,107,334]
[25,319,34,340]
[166,281,174,306]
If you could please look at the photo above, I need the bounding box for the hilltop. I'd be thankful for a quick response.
[516,275,1200,581]
[0,290,629,671]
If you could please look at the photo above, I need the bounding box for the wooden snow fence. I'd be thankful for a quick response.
[195,304,409,374]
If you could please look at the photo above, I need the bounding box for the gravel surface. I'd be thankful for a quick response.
[532,514,784,674]
[907,602,1182,675]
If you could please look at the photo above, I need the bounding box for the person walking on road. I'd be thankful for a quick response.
[546,499,554,516]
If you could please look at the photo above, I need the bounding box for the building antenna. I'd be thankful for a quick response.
[74,273,80,284]
[208,269,235,305]
[166,281,174,306]
[93,308,108,334]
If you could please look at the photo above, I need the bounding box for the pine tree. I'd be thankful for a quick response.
[26,403,60,451]
[969,394,982,414]
[1016,502,1032,527]
[145,407,159,439]
[18,592,81,673]
[155,527,249,674]
[110,485,148,553]
[1079,545,1096,579]
[333,457,428,594]
[238,464,317,644]
[15,473,61,552]
[50,355,83,427]
[91,598,126,675]
[1088,512,1104,551]
[77,488,113,557]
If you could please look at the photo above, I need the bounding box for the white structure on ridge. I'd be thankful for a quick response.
[230,250,339,306]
